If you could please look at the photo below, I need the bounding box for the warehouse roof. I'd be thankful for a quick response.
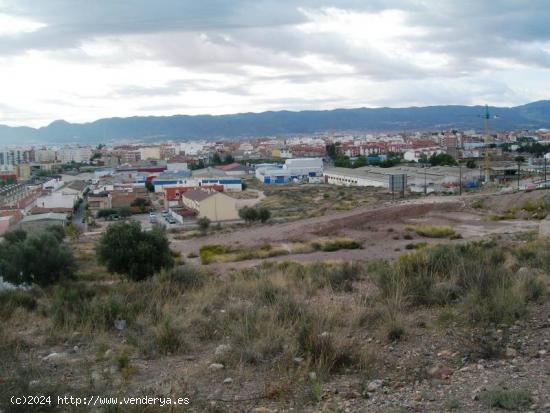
[181,189,216,202]
[20,212,67,223]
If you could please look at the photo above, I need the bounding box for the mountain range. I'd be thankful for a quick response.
[1,101,550,145]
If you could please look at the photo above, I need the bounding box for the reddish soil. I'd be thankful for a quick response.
[172,193,541,272]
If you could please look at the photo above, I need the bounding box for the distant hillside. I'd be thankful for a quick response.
[1,101,549,145]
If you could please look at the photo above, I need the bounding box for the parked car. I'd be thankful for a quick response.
[522,183,537,192]
[162,211,169,218]
[167,217,177,224]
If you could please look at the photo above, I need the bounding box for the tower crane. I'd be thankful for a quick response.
[479,105,499,183]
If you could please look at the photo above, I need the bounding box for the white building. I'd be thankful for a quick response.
[35,149,57,163]
[403,148,443,163]
[58,146,93,163]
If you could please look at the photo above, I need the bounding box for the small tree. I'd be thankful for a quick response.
[96,221,174,281]
[0,232,75,286]
[118,206,132,218]
[258,207,271,223]
[65,223,83,242]
[198,216,211,232]
[223,154,235,164]
[239,207,258,223]
[466,159,477,169]
[3,229,27,244]
[145,182,154,192]
[45,225,66,242]
[211,152,222,165]
[131,197,150,213]
[97,208,117,219]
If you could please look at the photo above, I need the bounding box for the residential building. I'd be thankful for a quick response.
[87,193,111,216]
[139,146,161,160]
[34,149,57,163]
[58,146,93,163]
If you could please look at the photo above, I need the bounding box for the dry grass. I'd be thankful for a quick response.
[259,184,390,221]
[405,224,461,239]
[198,238,362,264]
[2,236,549,412]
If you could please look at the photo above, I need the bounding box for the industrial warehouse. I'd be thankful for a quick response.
[324,165,482,193]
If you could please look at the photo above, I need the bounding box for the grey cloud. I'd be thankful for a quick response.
[2,0,549,78]
[0,0,549,124]
[113,78,253,98]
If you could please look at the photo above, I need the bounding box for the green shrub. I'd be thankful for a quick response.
[479,389,531,410]
[199,244,230,264]
[0,232,75,286]
[405,242,427,250]
[405,225,459,239]
[97,221,174,280]
[321,239,362,252]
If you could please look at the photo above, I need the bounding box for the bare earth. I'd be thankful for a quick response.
[172,193,541,272]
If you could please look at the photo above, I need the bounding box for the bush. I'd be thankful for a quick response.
[198,216,211,232]
[162,266,206,290]
[97,208,118,219]
[3,229,27,244]
[479,389,531,410]
[321,238,362,252]
[45,225,66,242]
[0,232,75,286]
[131,197,150,213]
[118,206,132,218]
[199,244,230,264]
[0,290,37,319]
[239,206,271,223]
[239,206,258,222]
[258,207,271,223]
[405,225,459,239]
[320,262,362,292]
[156,319,184,355]
[97,221,174,281]
[296,321,362,375]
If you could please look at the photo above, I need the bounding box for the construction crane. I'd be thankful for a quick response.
[479,105,499,183]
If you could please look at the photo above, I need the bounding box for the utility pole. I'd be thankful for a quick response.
[459,164,462,195]
[424,165,427,196]
[517,160,521,190]
[545,157,547,182]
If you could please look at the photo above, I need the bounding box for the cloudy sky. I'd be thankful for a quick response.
[0,0,549,127]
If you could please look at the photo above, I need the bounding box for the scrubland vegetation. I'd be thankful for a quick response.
[199,237,362,264]
[405,225,462,239]
[1,222,549,411]
[490,197,550,221]
[258,183,391,220]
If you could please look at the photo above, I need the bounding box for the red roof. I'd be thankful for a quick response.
[215,162,243,171]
